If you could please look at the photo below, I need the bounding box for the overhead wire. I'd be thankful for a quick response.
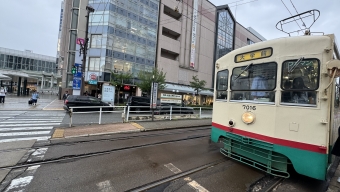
[280,0,302,31]
[289,0,306,29]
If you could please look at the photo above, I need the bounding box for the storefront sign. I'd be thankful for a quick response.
[102,84,115,103]
[124,85,130,90]
[160,93,182,99]
[160,99,182,104]
[189,0,198,68]
[88,80,97,85]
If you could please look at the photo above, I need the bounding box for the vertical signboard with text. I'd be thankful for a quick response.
[102,84,115,104]
[189,0,198,69]
[150,82,158,109]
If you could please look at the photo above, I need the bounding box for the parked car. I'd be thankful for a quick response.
[63,95,113,112]
[126,96,194,114]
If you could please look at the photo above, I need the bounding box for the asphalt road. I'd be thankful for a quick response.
[8,127,264,192]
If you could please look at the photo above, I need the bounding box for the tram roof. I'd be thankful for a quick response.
[216,34,337,67]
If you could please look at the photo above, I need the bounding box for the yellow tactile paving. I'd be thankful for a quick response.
[130,122,144,130]
[52,129,65,138]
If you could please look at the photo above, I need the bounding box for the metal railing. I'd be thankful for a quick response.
[68,106,126,127]
[67,105,212,126]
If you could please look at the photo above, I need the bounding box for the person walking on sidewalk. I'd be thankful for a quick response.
[31,90,39,105]
[62,91,69,104]
[0,87,6,103]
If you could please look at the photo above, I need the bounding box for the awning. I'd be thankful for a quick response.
[163,83,214,96]
[0,73,11,80]
[0,70,29,78]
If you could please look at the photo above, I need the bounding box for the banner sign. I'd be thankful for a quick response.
[74,63,82,78]
[150,82,158,109]
[189,0,198,69]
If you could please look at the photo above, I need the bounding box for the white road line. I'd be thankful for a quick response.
[42,98,57,110]
[0,131,51,136]
[4,176,34,192]
[0,127,54,131]
[96,180,115,192]
[0,121,62,123]
[164,163,182,174]
[0,123,60,127]
[0,136,50,143]
[164,163,210,192]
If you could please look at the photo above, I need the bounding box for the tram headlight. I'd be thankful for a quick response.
[241,112,255,124]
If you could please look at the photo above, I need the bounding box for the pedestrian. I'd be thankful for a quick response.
[62,91,69,103]
[31,90,39,105]
[0,87,6,103]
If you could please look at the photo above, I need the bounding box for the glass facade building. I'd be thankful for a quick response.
[87,0,160,78]
[0,47,56,73]
[215,6,235,60]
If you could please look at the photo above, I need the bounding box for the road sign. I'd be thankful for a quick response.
[74,63,82,78]
[72,77,81,90]
[150,82,158,109]
[76,38,85,45]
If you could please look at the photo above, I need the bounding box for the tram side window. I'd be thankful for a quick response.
[281,58,319,105]
[230,62,277,103]
[216,69,228,100]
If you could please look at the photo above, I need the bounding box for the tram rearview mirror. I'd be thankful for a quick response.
[326,59,340,77]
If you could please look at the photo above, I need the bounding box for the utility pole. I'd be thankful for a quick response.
[80,5,95,96]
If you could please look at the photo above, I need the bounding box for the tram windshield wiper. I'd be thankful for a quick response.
[234,63,253,80]
[288,57,304,73]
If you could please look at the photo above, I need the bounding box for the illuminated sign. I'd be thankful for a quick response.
[123,85,130,90]
[235,48,272,63]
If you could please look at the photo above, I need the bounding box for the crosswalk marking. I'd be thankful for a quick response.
[0,131,51,137]
[0,137,50,143]
[0,123,60,127]
[0,111,65,143]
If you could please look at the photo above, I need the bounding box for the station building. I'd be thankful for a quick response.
[0,47,58,96]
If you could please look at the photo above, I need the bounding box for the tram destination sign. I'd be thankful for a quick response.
[235,48,272,63]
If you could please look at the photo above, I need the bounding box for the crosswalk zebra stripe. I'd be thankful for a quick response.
[0,123,60,127]
[0,127,54,131]
[0,131,51,136]
[0,136,50,143]
[0,121,62,123]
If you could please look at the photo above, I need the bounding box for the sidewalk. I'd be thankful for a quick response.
[0,94,60,111]
[51,119,212,139]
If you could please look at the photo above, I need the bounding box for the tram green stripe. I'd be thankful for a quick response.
[211,127,328,180]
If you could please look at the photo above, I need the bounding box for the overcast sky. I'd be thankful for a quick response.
[0,0,339,57]
[210,0,340,43]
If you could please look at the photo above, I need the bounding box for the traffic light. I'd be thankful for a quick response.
[71,66,76,74]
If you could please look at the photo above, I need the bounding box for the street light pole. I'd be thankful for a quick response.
[80,6,95,96]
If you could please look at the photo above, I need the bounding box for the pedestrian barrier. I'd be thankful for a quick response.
[68,105,212,126]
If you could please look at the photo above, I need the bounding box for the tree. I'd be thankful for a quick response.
[110,70,133,104]
[189,75,206,96]
[136,68,166,96]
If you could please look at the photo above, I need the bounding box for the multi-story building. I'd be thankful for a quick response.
[59,0,89,95]
[59,0,264,104]
[156,0,216,105]
[0,47,57,95]
[86,0,160,97]
[56,1,64,82]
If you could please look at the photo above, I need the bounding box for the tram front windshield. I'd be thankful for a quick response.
[281,59,319,105]
[230,62,277,103]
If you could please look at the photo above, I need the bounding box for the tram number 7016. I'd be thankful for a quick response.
[243,105,256,111]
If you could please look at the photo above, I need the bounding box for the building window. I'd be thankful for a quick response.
[91,34,102,48]
[247,38,255,45]
[89,57,101,71]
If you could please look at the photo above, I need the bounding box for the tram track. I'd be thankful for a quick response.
[127,158,228,192]
[0,126,211,153]
[0,133,210,170]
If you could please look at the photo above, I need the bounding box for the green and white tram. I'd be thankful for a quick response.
[211,34,340,180]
